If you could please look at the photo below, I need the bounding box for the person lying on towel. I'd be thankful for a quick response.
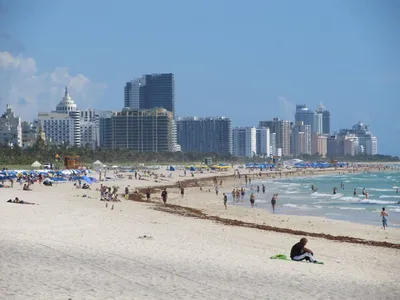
[290,237,319,263]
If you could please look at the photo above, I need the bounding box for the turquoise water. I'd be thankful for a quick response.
[231,171,400,228]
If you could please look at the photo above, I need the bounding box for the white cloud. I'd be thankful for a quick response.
[0,51,106,121]
[278,96,295,121]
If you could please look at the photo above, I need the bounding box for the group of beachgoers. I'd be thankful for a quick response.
[100,184,120,201]
[311,180,395,230]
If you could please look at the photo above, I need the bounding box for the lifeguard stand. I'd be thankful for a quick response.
[64,156,82,169]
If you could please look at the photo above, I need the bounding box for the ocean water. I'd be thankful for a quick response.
[230,171,400,228]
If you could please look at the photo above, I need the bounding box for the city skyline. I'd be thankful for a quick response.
[0,0,399,154]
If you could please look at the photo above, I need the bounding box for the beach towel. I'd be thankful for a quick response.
[270,254,324,264]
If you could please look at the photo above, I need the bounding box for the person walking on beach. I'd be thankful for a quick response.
[250,192,255,208]
[240,188,245,202]
[271,194,277,213]
[146,189,151,201]
[290,238,318,263]
[262,184,266,194]
[223,193,228,209]
[215,185,219,196]
[381,207,388,230]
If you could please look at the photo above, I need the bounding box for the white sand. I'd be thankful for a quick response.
[1,169,399,300]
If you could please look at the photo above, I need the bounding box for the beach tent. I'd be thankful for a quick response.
[169,166,175,171]
[31,161,42,168]
[93,160,103,170]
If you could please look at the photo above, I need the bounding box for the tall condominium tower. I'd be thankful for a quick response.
[316,103,331,135]
[291,121,312,156]
[256,127,271,156]
[124,73,175,115]
[124,79,144,109]
[259,118,291,157]
[295,105,315,133]
[177,116,232,155]
[233,127,257,157]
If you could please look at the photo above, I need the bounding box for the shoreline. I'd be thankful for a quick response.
[126,167,400,246]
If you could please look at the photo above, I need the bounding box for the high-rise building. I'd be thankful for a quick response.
[311,133,328,157]
[259,118,291,156]
[270,132,277,156]
[99,110,113,148]
[124,79,144,109]
[233,127,256,157]
[176,116,232,155]
[295,105,315,133]
[39,87,81,147]
[0,104,22,147]
[80,109,100,149]
[291,121,311,156]
[21,120,46,148]
[316,103,331,135]
[314,111,323,134]
[100,108,174,152]
[337,122,378,155]
[256,127,271,156]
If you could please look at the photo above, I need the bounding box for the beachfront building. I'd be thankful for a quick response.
[80,109,100,149]
[124,78,144,109]
[314,110,323,134]
[99,110,113,148]
[270,132,277,156]
[100,108,174,152]
[291,121,311,156]
[0,104,22,147]
[295,104,315,133]
[125,73,175,116]
[233,127,256,157]
[176,116,232,155]
[256,127,271,157]
[337,122,378,155]
[316,103,331,135]
[21,120,46,148]
[343,135,360,156]
[259,118,291,157]
[38,87,81,147]
[311,133,328,157]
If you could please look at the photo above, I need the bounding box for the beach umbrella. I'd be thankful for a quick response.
[82,176,92,184]
[89,177,98,183]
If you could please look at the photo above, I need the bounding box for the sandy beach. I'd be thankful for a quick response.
[1,167,399,300]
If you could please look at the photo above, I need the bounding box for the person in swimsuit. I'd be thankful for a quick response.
[250,193,255,208]
[353,189,357,196]
[223,193,227,209]
[271,194,277,213]
[290,237,318,263]
[381,207,388,230]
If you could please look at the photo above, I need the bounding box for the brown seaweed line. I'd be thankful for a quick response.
[128,194,400,250]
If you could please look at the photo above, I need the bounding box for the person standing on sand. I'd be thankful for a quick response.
[250,193,255,208]
[180,186,185,198]
[223,193,227,209]
[146,189,151,201]
[381,207,388,230]
[161,189,167,205]
[271,194,277,213]
[215,185,219,196]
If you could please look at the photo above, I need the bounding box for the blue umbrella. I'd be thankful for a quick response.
[82,176,92,184]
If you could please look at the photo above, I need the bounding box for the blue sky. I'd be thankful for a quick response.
[0,0,399,154]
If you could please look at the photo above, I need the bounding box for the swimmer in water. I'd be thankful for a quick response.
[353,188,357,196]
[333,187,337,195]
